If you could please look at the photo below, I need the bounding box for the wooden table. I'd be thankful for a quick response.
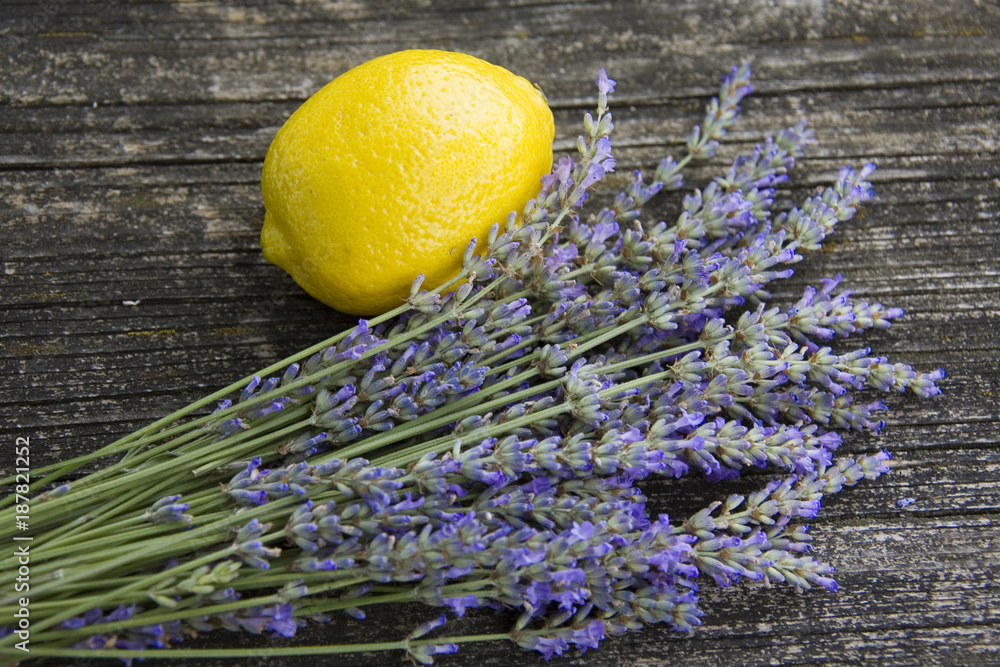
[2,1,998,665]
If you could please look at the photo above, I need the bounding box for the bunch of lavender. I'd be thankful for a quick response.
[0,65,942,665]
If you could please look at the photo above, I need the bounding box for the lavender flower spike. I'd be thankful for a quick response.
[1,63,946,666]
[144,495,193,524]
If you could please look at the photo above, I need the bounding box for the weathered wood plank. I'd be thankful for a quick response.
[2,160,996,462]
[2,0,999,664]
[3,4,1000,107]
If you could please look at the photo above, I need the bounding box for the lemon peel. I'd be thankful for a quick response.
[260,49,555,315]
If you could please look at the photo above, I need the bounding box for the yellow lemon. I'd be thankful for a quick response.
[260,49,555,315]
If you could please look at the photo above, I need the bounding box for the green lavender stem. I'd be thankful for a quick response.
[0,81,773,659]
[1,632,513,663]
[11,310,732,584]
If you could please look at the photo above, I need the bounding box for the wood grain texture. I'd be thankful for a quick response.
[1,0,998,665]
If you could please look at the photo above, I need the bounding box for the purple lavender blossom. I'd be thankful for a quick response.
[23,62,948,667]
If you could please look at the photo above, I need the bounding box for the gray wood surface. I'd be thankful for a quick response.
[2,1,998,665]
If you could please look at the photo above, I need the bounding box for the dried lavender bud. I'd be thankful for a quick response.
[144,495,193,524]
[4,62,947,667]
